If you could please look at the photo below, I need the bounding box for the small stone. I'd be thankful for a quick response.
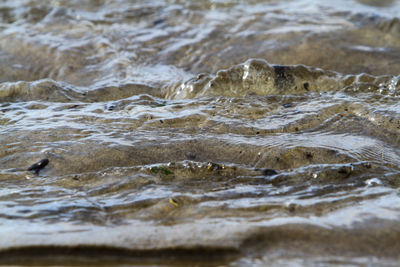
[363,162,372,169]
[288,203,296,212]
[262,169,278,176]
[338,166,352,175]
[207,162,220,171]
[282,103,294,108]
[186,152,196,160]
[153,19,164,26]
[27,158,49,175]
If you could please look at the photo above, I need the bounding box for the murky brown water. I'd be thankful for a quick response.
[1,0,400,266]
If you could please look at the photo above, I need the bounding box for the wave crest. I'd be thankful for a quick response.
[167,59,400,99]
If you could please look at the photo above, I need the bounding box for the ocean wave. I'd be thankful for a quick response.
[167,59,400,99]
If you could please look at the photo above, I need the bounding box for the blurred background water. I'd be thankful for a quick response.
[1,0,400,265]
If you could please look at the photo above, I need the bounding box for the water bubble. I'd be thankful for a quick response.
[388,76,400,95]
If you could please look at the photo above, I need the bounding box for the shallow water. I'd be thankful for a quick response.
[1,0,400,265]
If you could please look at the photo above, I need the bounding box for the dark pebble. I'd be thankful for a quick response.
[27,158,49,174]
[67,104,80,109]
[282,103,294,108]
[186,152,196,160]
[338,167,349,174]
[153,19,164,26]
[337,166,352,178]
[288,203,296,213]
[262,169,278,176]
[303,82,310,91]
